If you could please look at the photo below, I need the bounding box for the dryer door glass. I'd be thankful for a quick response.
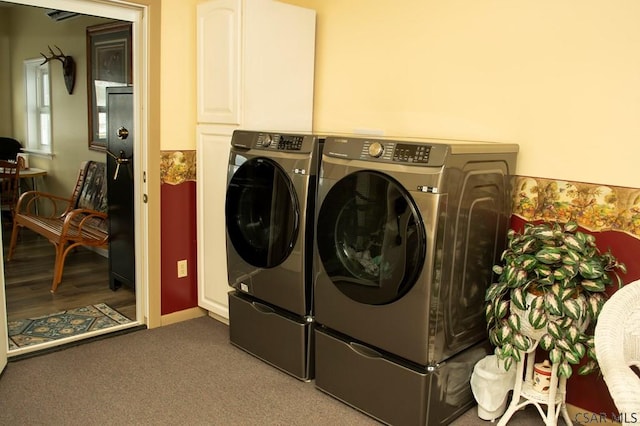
[226,157,299,268]
[317,171,426,305]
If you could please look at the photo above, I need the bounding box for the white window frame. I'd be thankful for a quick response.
[24,58,52,155]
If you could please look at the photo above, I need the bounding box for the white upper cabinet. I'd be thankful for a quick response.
[197,0,316,131]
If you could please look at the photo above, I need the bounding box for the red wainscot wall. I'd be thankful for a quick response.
[160,151,198,315]
[509,175,640,418]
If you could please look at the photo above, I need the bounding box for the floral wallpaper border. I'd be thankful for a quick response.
[160,150,196,184]
[158,152,640,240]
[513,176,640,239]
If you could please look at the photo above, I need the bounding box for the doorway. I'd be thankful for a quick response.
[1,0,150,357]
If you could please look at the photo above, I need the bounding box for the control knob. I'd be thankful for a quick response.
[368,142,384,158]
[261,134,274,147]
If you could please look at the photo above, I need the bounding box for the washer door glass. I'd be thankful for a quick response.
[317,171,426,305]
[225,157,299,268]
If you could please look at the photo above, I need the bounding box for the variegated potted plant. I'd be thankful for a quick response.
[485,221,626,378]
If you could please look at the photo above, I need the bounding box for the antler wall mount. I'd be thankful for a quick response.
[40,45,76,94]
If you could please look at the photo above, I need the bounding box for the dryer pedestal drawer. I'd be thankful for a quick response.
[314,327,490,426]
[228,291,313,381]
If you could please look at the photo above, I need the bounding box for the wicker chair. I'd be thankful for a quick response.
[594,279,640,425]
[7,161,108,293]
[0,157,25,222]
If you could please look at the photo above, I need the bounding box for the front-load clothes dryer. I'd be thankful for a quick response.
[225,130,323,381]
[313,135,518,425]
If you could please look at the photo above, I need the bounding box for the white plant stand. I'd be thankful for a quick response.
[497,339,573,426]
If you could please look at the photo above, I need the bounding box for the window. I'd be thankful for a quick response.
[24,59,52,154]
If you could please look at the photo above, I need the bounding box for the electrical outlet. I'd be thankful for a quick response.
[177,259,188,278]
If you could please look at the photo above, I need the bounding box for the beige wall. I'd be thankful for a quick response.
[161,0,199,151]
[4,6,109,196]
[282,0,640,188]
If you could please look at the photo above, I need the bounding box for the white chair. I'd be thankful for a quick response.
[594,279,640,425]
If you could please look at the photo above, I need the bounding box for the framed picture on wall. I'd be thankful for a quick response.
[86,21,132,151]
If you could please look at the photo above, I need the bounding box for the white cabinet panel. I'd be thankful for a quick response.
[196,126,232,318]
[241,0,315,131]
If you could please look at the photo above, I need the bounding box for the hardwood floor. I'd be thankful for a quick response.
[2,223,136,323]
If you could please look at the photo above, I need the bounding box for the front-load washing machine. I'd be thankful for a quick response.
[225,129,323,381]
[313,135,518,425]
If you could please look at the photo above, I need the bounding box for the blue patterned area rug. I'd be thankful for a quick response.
[8,303,133,350]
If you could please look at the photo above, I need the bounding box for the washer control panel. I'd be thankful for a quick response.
[323,135,518,167]
[360,141,432,163]
[324,136,450,166]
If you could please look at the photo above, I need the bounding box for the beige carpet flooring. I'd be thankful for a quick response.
[0,315,555,425]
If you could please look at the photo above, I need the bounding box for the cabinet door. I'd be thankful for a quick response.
[197,0,241,124]
[196,125,233,318]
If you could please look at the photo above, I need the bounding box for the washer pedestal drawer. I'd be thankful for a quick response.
[314,327,489,426]
[228,291,313,381]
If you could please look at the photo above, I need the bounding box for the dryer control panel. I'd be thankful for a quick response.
[231,130,317,154]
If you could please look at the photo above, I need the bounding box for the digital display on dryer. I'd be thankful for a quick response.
[393,143,431,163]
